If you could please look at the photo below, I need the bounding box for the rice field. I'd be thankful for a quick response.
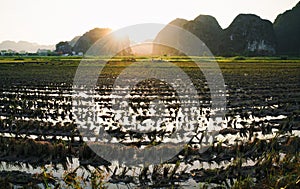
[0,57,299,188]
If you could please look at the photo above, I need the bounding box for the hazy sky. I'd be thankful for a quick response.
[0,0,298,45]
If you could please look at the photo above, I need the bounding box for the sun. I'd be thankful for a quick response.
[112,30,129,42]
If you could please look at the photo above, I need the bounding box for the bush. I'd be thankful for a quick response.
[280,56,288,60]
[233,56,246,60]
[14,57,24,61]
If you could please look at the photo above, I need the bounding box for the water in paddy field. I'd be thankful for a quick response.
[0,61,299,188]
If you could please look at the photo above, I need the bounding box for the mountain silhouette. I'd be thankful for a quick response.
[274,2,300,55]
[55,1,299,57]
[154,14,277,56]
[0,41,54,53]
[154,2,299,56]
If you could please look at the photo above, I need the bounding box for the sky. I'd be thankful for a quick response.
[0,0,298,45]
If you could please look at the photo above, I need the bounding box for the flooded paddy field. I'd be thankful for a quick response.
[0,58,299,188]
